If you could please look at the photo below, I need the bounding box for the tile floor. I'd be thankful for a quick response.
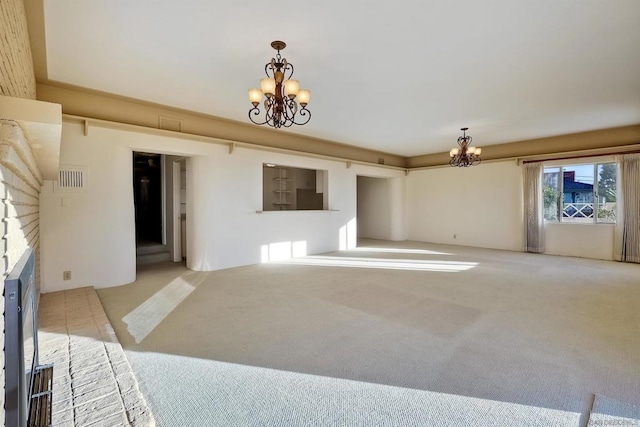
[38,287,155,426]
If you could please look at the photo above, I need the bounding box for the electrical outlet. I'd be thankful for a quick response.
[63,271,71,280]
[453,234,457,239]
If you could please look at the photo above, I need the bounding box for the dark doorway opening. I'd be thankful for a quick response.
[133,152,163,245]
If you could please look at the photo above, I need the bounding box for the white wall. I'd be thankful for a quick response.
[39,122,622,293]
[407,161,524,251]
[407,159,617,260]
[41,124,623,293]
[40,129,136,292]
[545,223,614,260]
[40,120,405,291]
[357,176,406,241]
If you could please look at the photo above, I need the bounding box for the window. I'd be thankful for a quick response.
[263,163,328,211]
[543,163,616,223]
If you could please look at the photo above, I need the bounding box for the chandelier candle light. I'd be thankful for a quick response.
[248,41,311,128]
[449,127,482,167]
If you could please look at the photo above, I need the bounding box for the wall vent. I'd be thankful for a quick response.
[56,165,88,193]
[159,116,182,132]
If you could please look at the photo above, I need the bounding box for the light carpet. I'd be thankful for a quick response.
[587,394,640,426]
[97,239,640,426]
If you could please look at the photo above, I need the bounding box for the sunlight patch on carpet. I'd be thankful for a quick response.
[123,274,204,343]
[276,256,477,272]
[351,247,452,256]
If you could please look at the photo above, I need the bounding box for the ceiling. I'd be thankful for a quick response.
[32,0,640,156]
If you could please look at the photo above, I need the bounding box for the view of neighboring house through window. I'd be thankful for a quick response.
[543,163,617,223]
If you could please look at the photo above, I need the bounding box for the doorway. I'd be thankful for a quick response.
[356,175,406,242]
[133,152,163,244]
[133,152,173,264]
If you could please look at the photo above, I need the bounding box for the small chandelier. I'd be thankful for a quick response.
[248,41,311,128]
[449,127,482,167]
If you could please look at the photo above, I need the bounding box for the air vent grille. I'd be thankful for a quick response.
[159,116,182,132]
[59,170,84,188]
[56,165,88,193]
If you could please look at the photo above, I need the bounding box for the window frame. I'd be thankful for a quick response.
[543,161,617,224]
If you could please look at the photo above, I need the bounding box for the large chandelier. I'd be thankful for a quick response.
[449,127,482,167]
[248,41,311,128]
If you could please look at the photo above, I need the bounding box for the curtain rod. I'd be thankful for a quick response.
[521,149,640,164]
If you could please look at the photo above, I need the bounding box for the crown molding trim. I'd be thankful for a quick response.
[36,82,407,168]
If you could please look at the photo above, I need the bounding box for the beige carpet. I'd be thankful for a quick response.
[97,239,640,426]
[587,394,640,426]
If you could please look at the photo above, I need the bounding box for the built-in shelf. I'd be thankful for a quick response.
[271,167,292,209]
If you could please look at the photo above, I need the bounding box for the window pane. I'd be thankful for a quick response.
[597,163,616,223]
[561,165,594,223]
[543,167,560,221]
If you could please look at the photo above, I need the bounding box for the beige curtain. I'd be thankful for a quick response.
[614,154,640,263]
[523,163,544,253]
